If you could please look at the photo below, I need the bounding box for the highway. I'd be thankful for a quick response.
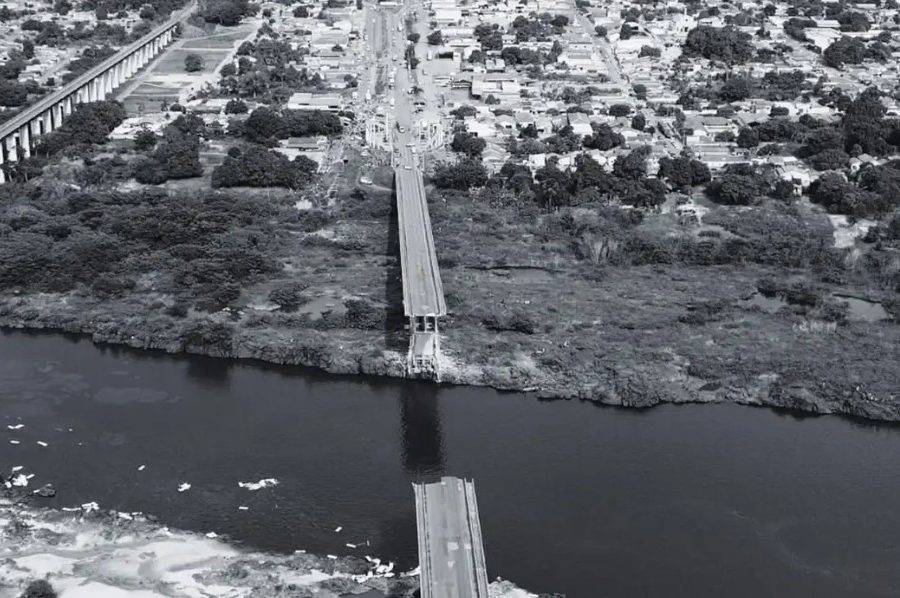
[381,2,446,319]
[414,477,489,598]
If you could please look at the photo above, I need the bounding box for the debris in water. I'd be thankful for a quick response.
[206,532,218,538]
[81,502,100,513]
[11,466,23,472]
[9,440,20,445]
[7,424,24,430]
[11,474,33,487]
[238,506,249,511]
[327,554,338,559]
[33,484,55,498]
[346,543,357,548]
[334,526,342,533]
[237,478,279,491]
[36,441,48,447]
[117,512,133,520]
[138,465,146,471]
[177,483,191,492]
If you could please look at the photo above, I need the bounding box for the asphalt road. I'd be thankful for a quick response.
[384,3,446,318]
[415,478,489,598]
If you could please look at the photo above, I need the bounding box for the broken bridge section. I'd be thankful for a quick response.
[394,165,446,379]
[413,477,489,598]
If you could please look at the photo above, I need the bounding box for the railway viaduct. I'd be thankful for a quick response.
[0,2,195,183]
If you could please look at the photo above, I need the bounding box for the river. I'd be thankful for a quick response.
[1,330,898,597]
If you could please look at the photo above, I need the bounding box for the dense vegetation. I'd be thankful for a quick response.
[0,182,290,313]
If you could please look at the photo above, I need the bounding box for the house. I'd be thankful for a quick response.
[286,93,344,112]
[567,112,593,136]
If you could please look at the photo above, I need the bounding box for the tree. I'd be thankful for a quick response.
[608,104,632,117]
[18,580,57,598]
[682,26,754,64]
[583,123,624,150]
[638,45,661,58]
[184,53,204,72]
[211,145,317,189]
[202,0,252,26]
[407,32,420,43]
[432,158,488,189]
[427,30,443,45]
[224,98,248,114]
[53,0,72,15]
[631,113,646,131]
[613,146,651,180]
[736,126,760,148]
[837,11,870,32]
[809,148,850,171]
[134,129,157,151]
[136,129,202,182]
[293,5,308,17]
[21,39,34,59]
[633,83,647,100]
[243,106,284,141]
[823,37,867,68]
[0,81,29,107]
[450,131,486,157]
[719,76,753,102]
[658,156,710,189]
[706,173,761,205]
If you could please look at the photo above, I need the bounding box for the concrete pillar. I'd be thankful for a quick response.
[18,125,30,159]
[0,152,5,184]
[5,137,18,163]
[42,111,52,135]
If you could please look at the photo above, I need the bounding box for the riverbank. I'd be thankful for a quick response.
[0,502,416,598]
[0,505,535,598]
[0,171,897,422]
[0,265,897,421]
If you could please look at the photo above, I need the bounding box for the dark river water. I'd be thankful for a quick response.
[1,330,899,597]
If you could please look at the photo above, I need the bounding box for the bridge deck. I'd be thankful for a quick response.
[395,167,446,318]
[414,477,489,598]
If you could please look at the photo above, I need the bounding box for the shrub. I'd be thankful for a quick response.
[184,53,204,72]
[268,280,309,311]
[134,129,157,151]
[224,98,248,114]
[19,580,57,598]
